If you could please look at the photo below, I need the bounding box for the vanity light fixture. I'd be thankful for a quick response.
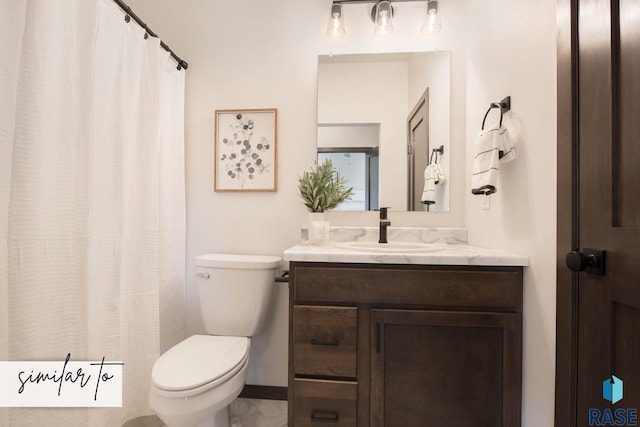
[326,0,442,38]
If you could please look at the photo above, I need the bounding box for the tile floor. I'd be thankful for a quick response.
[229,399,287,427]
[123,398,287,427]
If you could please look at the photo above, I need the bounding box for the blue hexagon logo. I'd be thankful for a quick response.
[603,375,623,404]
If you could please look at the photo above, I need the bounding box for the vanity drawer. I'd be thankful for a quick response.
[293,263,523,310]
[294,305,357,378]
[293,378,357,427]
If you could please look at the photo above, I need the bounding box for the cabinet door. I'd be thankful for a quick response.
[370,309,521,427]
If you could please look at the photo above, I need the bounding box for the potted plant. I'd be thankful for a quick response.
[298,159,354,244]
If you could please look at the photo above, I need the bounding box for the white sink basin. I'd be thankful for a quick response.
[334,241,445,253]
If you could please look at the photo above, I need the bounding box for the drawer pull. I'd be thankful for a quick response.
[310,338,340,346]
[311,411,339,423]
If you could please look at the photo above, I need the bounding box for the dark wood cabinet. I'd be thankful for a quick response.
[288,262,523,427]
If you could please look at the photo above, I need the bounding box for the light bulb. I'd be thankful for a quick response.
[421,0,442,35]
[374,1,394,36]
[326,3,345,38]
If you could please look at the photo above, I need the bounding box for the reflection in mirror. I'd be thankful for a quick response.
[317,51,450,212]
[318,124,379,211]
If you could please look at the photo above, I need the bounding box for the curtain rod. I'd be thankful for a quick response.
[112,0,188,70]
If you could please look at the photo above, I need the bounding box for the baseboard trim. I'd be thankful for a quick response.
[238,385,287,401]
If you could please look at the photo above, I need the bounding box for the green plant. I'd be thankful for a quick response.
[298,159,354,212]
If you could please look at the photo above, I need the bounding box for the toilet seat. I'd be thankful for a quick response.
[195,253,282,269]
[152,335,249,396]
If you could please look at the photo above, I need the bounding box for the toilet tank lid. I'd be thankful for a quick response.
[195,253,282,269]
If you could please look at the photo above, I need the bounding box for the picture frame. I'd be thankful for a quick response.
[214,108,278,192]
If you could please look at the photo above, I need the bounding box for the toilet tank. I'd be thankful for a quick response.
[194,253,281,337]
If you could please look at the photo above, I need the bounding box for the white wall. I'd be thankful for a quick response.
[464,1,557,426]
[317,124,380,149]
[126,1,557,424]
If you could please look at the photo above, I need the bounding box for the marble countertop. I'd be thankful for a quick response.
[283,242,529,266]
[284,226,529,267]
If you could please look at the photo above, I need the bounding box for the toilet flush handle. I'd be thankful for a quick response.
[195,273,210,279]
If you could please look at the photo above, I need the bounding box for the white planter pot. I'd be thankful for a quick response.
[308,212,330,245]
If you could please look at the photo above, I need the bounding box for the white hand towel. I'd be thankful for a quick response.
[471,127,515,195]
[498,127,516,163]
[421,163,446,205]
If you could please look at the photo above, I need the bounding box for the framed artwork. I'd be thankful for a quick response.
[214,108,278,192]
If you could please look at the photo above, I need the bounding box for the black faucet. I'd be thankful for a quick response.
[378,207,391,244]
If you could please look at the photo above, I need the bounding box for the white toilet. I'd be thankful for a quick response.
[149,253,282,427]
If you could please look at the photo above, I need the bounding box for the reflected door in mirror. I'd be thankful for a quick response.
[408,90,430,211]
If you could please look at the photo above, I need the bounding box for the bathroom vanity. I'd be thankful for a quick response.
[284,228,528,427]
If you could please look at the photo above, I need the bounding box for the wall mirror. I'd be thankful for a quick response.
[317,51,451,212]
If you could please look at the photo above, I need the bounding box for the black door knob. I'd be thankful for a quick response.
[565,248,606,275]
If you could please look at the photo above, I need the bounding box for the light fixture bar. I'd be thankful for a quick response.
[325,0,440,39]
[332,0,422,3]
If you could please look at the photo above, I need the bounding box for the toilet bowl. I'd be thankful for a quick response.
[150,335,250,427]
[149,253,281,427]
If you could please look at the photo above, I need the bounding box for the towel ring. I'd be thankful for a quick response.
[430,145,444,164]
[481,96,511,130]
[433,145,444,155]
[481,104,503,130]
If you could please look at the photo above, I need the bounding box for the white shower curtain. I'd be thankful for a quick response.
[0,0,186,425]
